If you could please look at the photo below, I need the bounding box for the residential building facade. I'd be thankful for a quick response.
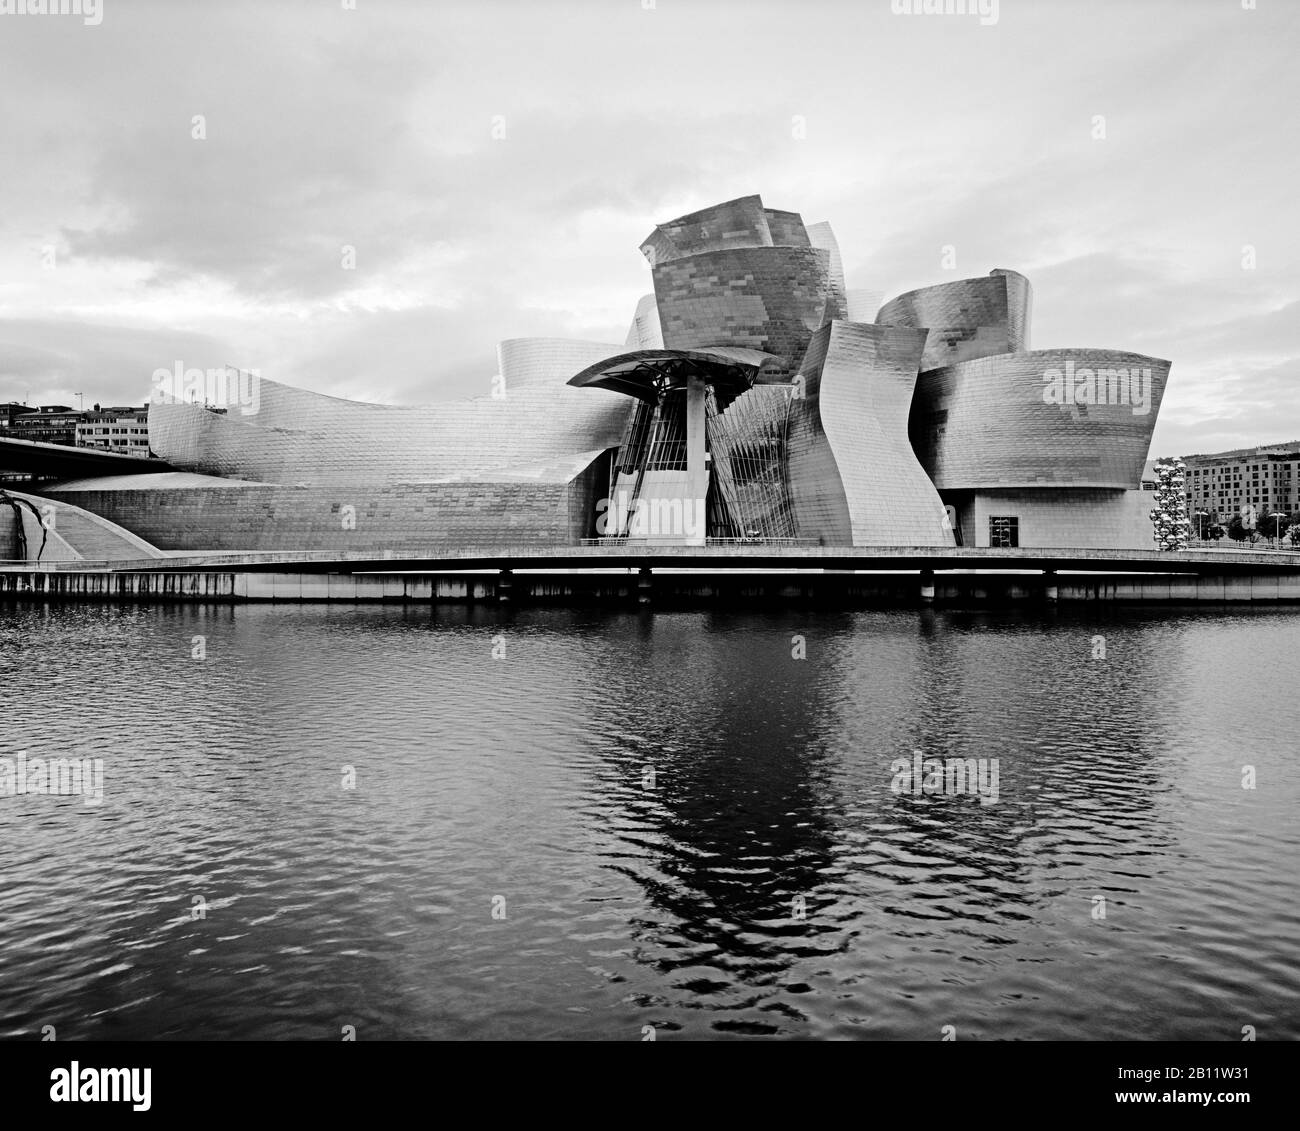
[1183,442,1300,529]
[75,407,151,458]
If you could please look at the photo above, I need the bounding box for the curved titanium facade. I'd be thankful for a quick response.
[806,220,848,323]
[910,348,1170,490]
[876,269,1033,372]
[651,246,845,376]
[149,340,630,486]
[16,195,1174,558]
[787,321,955,546]
[56,338,642,552]
[623,294,663,350]
[638,195,847,379]
[640,194,776,262]
[496,338,624,390]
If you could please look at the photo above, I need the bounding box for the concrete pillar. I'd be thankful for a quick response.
[920,568,935,604]
[684,375,708,546]
[637,566,653,605]
[1044,569,1058,602]
[497,568,513,603]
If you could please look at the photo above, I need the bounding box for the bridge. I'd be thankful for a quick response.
[0,435,174,479]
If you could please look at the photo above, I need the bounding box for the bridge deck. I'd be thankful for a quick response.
[0,435,174,478]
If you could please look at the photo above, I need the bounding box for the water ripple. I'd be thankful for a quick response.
[1,602,1297,1040]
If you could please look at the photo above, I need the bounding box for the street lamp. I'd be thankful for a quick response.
[1268,512,1286,546]
[1194,510,1209,540]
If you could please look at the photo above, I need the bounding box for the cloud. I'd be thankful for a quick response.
[0,318,235,407]
[0,0,1296,457]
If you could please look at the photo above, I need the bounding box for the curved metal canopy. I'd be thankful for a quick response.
[567,347,784,402]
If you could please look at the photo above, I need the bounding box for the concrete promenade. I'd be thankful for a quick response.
[3,545,1300,604]
[4,543,1300,575]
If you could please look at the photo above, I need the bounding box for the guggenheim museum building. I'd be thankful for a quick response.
[4,195,1170,560]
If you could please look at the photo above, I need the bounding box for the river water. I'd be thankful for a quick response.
[1,601,1296,1040]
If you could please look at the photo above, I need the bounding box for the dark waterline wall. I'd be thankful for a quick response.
[4,569,1300,604]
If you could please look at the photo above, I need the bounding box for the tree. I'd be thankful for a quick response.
[1262,512,1292,544]
[1149,457,1192,551]
[1227,513,1269,542]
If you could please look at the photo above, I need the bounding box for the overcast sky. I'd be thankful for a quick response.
[1,0,1296,457]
